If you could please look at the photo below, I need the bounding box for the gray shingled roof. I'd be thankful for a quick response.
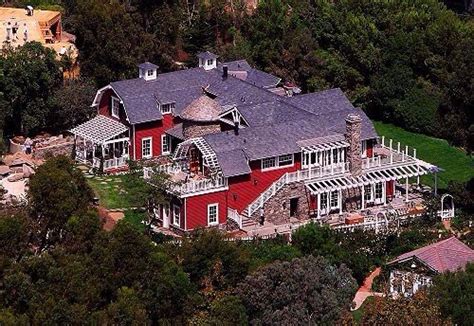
[216,149,251,177]
[165,123,184,140]
[197,51,219,60]
[138,62,158,70]
[218,60,281,88]
[70,115,128,143]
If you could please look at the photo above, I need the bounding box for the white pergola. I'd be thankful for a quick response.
[298,135,349,168]
[306,163,433,216]
[69,115,130,169]
[173,137,221,175]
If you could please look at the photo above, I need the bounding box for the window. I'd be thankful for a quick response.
[160,102,175,114]
[375,182,383,200]
[207,203,219,225]
[147,69,154,76]
[173,205,180,226]
[364,184,372,202]
[278,154,293,166]
[330,191,339,209]
[111,96,120,118]
[333,148,338,164]
[320,193,328,210]
[207,59,214,65]
[261,157,277,170]
[142,137,152,159]
[161,135,171,155]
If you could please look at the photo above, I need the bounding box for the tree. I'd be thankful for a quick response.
[176,229,250,290]
[28,155,94,250]
[0,42,62,136]
[430,263,474,326]
[49,78,97,132]
[0,211,29,261]
[361,292,451,325]
[207,295,248,326]
[238,255,357,325]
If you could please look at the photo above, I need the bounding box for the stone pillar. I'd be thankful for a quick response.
[345,114,362,176]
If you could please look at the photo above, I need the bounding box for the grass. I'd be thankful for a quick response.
[123,209,146,232]
[352,296,374,324]
[87,174,135,209]
[374,121,474,189]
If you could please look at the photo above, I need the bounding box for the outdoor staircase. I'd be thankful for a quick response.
[241,216,258,229]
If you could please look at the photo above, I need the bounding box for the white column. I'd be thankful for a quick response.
[389,139,393,163]
[383,182,387,206]
[361,185,365,210]
[405,176,409,202]
[317,193,321,218]
[338,189,342,214]
[326,192,330,215]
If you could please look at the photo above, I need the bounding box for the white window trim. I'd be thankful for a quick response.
[207,203,219,226]
[361,140,367,158]
[142,137,152,159]
[161,134,171,155]
[160,102,175,115]
[330,191,339,209]
[261,154,294,171]
[173,204,181,227]
[111,96,120,118]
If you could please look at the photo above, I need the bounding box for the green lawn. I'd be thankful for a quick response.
[123,209,146,232]
[374,121,474,189]
[352,296,374,324]
[87,175,135,209]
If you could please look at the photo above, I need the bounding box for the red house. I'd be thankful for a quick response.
[71,52,441,234]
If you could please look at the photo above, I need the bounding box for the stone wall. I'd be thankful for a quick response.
[258,182,310,225]
[183,120,221,139]
[345,114,362,176]
[33,142,74,160]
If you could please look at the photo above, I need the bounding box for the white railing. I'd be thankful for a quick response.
[228,208,243,229]
[333,219,388,232]
[379,136,417,165]
[144,167,228,196]
[104,156,128,170]
[437,209,454,220]
[245,163,349,217]
[177,175,227,195]
[91,156,128,170]
[155,162,186,174]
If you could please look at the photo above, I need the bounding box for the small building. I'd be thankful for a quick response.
[0,7,79,78]
[387,237,474,297]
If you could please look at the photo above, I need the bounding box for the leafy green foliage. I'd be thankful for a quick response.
[28,156,94,249]
[0,42,61,135]
[238,255,357,325]
[430,263,474,326]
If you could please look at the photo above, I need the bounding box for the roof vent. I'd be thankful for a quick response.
[197,51,218,70]
[138,62,158,81]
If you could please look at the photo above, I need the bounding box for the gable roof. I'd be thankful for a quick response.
[138,62,158,70]
[388,237,474,273]
[218,60,281,88]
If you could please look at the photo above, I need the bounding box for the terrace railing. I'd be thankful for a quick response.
[245,163,349,217]
[143,166,228,196]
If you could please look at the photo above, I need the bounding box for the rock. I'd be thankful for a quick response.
[7,173,24,182]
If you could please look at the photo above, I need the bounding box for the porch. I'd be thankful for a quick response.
[70,115,130,172]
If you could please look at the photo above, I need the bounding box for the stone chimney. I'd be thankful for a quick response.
[345,114,362,176]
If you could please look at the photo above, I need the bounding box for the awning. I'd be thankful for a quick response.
[298,135,349,152]
[70,115,129,144]
[306,164,433,195]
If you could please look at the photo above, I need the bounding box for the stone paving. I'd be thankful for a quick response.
[351,267,384,311]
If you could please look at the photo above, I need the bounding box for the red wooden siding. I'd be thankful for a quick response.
[98,89,129,125]
[227,154,301,213]
[309,194,318,211]
[185,190,228,230]
[386,180,394,198]
[133,114,175,160]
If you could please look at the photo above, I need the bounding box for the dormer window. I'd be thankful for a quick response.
[147,69,154,76]
[161,102,175,114]
[111,96,120,118]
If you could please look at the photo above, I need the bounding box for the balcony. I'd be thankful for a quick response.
[143,164,228,197]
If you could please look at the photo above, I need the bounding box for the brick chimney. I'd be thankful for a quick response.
[345,114,362,176]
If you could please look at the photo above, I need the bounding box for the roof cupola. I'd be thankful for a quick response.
[138,62,158,81]
[197,51,218,70]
